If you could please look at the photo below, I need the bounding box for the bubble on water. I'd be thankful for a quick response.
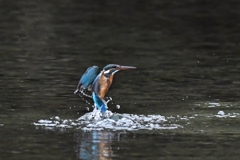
[218,111,225,116]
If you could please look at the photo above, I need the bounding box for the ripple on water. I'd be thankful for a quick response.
[33,109,182,131]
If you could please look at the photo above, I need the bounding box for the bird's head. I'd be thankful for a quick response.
[102,64,136,77]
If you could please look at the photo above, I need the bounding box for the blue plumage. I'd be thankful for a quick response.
[92,92,107,113]
[76,66,99,91]
[103,64,119,71]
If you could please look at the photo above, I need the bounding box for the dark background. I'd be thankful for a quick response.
[0,0,240,159]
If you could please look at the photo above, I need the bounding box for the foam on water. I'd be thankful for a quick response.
[34,109,182,131]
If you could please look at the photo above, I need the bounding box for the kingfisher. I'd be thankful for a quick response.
[74,64,136,113]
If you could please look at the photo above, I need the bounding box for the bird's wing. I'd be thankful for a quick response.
[74,66,99,94]
[78,65,99,89]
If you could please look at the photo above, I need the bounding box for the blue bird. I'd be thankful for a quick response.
[74,64,136,113]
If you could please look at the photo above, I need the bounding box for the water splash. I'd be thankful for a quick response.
[77,88,92,98]
[34,109,182,131]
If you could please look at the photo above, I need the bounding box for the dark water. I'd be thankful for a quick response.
[1,0,240,159]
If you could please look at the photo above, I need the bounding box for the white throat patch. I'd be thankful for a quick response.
[104,70,110,74]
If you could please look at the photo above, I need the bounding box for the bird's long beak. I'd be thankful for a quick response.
[119,65,136,70]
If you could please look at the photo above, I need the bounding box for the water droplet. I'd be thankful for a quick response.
[116,105,120,109]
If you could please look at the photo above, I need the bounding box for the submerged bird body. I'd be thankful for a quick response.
[75,64,136,113]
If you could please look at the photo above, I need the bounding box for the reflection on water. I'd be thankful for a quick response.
[75,131,113,160]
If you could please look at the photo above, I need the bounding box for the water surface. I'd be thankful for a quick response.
[1,0,240,159]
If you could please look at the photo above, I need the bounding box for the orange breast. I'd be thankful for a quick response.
[99,73,114,99]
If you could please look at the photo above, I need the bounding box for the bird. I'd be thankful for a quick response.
[74,64,136,113]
